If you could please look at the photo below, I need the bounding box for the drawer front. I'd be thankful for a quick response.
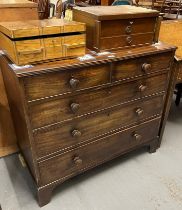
[44,37,62,47]
[63,23,85,33]
[23,64,110,101]
[113,52,172,81]
[38,118,160,185]
[45,46,63,60]
[62,34,86,57]
[63,45,85,57]
[29,73,167,129]
[44,37,63,59]
[62,34,85,45]
[13,28,40,38]
[100,18,156,37]
[15,39,44,65]
[99,33,154,50]
[34,95,164,158]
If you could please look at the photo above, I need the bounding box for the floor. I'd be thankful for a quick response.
[0,99,182,210]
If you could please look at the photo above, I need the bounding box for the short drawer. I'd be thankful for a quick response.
[44,37,63,59]
[23,63,110,101]
[62,34,86,57]
[100,18,156,37]
[15,39,44,64]
[45,46,63,60]
[29,73,168,129]
[44,37,62,47]
[99,33,154,50]
[34,95,164,158]
[113,52,172,81]
[38,118,160,186]
[63,44,85,57]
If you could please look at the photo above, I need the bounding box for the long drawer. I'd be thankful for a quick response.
[23,52,171,101]
[29,73,168,129]
[34,95,164,158]
[99,33,154,50]
[38,118,160,186]
[100,18,156,37]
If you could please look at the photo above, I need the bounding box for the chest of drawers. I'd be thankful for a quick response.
[1,43,175,206]
[73,6,159,51]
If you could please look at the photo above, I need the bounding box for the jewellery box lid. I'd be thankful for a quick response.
[73,5,159,21]
[0,19,85,39]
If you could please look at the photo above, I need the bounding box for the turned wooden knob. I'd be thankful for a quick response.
[135,108,143,116]
[70,103,80,113]
[139,85,147,92]
[126,36,132,45]
[142,63,151,73]
[133,133,142,141]
[73,156,82,165]
[69,78,80,89]
[72,129,82,138]
[125,26,132,34]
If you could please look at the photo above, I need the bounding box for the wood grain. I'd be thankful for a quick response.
[0,19,86,65]
[73,6,158,51]
[159,20,182,82]
[0,0,39,157]
[38,118,161,186]
[29,73,167,129]
[23,64,110,101]
[100,18,156,37]
[34,95,164,159]
[0,0,38,8]
[73,6,159,20]
[0,65,17,157]
[0,42,176,206]
[159,20,182,59]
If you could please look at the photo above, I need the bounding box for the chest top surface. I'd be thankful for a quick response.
[0,0,38,8]
[8,42,175,77]
[73,6,159,20]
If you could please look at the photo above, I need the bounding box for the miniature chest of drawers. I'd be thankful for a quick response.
[0,19,86,65]
[1,43,175,206]
[73,6,159,52]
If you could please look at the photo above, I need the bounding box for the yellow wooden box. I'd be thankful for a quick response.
[0,19,86,65]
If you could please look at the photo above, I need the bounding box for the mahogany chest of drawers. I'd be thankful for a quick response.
[1,43,175,206]
[73,6,159,52]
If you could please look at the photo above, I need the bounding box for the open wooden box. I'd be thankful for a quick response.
[0,19,86,65]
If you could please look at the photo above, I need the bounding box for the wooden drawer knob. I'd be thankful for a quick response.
[69,78,80,89]
[135,108,143,116]
[142,63,151,73]
[126,36,132,45]
[133,133,142,141]
[139,85,147,92]
[70,103,80,113]
[73,156,82,165]
[125,26,132,34]
[72,129,82,138]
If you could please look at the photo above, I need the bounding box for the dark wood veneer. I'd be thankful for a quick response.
[28,73,167,129]
[0,43,176,206]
